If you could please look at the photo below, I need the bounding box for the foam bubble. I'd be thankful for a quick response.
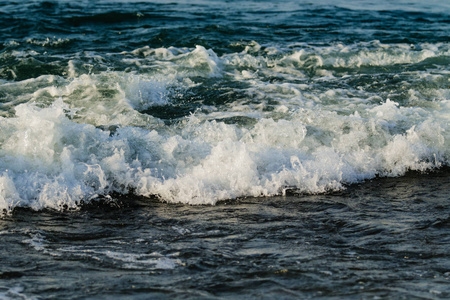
[0,42,449,212]
[1,98,448,211]
[0,286,37,300]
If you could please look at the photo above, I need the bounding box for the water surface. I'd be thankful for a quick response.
[0,0,449,298]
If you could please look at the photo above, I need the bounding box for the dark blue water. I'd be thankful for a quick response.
[0,0,449,298]
[1,169,450,299]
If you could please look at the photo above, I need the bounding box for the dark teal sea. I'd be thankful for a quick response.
[0,0,449,298]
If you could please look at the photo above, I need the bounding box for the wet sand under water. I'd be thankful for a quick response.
[1,168,449,299]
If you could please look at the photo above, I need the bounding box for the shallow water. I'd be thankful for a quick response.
[0,0,449,298]
[1,169,449,299]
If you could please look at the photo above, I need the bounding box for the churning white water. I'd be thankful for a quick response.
[0,42,449,211]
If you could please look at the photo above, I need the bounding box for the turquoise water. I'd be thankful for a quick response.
[0,0,449,298]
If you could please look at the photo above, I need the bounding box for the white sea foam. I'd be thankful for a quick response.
[20,230,181,270]
[58,247,181,270]
[0,285,39,300]
[0,42,449,211]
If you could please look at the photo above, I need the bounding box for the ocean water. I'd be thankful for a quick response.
[0,0,449,298]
